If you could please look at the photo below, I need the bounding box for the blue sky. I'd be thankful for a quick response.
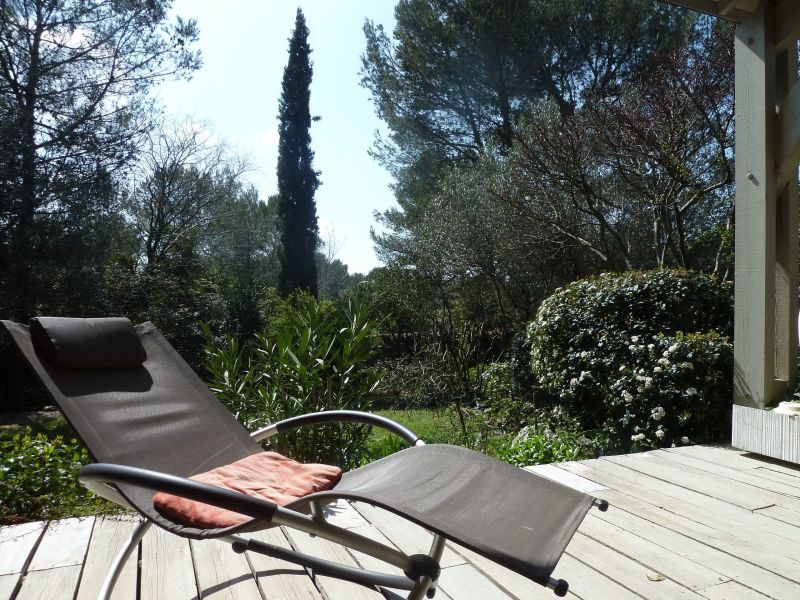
[155,1,398,275]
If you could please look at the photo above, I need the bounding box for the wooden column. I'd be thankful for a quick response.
[733,0,776,408]
[734,0,800,408]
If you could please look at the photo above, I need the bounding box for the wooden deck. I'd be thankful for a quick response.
[2,444,800,600]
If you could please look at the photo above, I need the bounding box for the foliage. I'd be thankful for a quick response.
[122,118,249,269]
[528,269,733,451]
[0,430,113,524]
[277,8,320,297]
[504,21,734,274]
[0,0,200,320]
[366,409,470,460]
[364,0,690,264]
[103,263,228,372]
[205,295,382,468]
[495,414,599,467]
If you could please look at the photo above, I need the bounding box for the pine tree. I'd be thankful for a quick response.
[277,8,319,298]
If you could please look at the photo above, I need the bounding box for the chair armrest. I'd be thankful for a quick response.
[250,409,423,446]
[78,463,278,523]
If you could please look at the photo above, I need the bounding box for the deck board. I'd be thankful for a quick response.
[2,445,800,599]
[75,516,139,600]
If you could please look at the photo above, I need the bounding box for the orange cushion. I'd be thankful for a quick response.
[152,451,342,529]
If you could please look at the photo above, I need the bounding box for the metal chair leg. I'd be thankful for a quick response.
[97,519,152,600]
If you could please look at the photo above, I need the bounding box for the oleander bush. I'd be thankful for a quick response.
[527,269,733,452]
[205,294,383,469]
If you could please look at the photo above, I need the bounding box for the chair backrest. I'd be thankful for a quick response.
[1,320,260,478]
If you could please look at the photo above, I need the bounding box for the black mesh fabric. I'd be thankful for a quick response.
[1,320,264,538]
[291,444,594,586]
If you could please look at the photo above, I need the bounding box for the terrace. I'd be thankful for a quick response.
[3,2,800,600]
[3,444,799,600]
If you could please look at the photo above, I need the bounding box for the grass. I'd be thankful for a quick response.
[366,407,513,461]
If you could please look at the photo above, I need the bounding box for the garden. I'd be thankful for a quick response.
[0,269,735,525]
[0,0,745,527]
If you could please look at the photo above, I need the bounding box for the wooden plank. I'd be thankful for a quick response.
[15,565,82,600]
[565,532,705,599]
[754,503,800,525]
[777,75,800,193]
[435,563,512,600]
[733,405,800,464]
[75,516,138,600]
[591,487,800,584]
[339,522,454,599]
[556,460,800,559]
[246,527,323,600]
[0,521,45,575]
[666,445,800,480]
[191,538,262,600]
[577,514,727,590]
[555,464,800,598]
[0,574,21,599]
[283,527,385,600]
[322,499,372,529]
[579,492,800,596]
[699,580,771,600]
[524,463,606,493]
[733,0,778,409]
[27,517,94,571]
[446,540,585,600]
[604,452,800,512]
[140,523,197,600]
[352,502,465,568]
[653,448,800,496]
[775,0,800,53]
[555,554,642,600]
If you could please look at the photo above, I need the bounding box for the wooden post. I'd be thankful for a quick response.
[734,0,800,408]
[733,1,777,408]
[774,33,799,396]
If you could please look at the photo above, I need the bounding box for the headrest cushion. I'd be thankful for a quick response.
[30,317,146,369]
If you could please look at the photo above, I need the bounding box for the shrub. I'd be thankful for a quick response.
[494,407,599,466]
[0,430,111,524]
[528,269,733,451]
[205,295,383,469]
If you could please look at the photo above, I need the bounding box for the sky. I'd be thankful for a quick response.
[154,1,399,275]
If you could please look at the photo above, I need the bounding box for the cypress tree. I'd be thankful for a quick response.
[277,8,319,297]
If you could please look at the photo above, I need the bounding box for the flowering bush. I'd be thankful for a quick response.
[528,269,733,451]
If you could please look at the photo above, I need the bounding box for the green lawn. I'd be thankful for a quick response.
[367,408,512,460]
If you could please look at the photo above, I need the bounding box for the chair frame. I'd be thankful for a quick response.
[81,410,589,600]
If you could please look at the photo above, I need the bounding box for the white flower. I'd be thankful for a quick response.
[657,357,669,367]
[655,429,665,439]
[681,436,691,444]
[631,433,646,441]
[668,344,679,354]
[679,362,693,371]
[654,366,662,373]
[622,390,634,403]
[647,344,655,350]
[569,378,579,389]
[686,387,698,396]
[631,335,640,343]
[619,365,626,372]
[644,377,654,388]
[652,406,665,421]
[580,350,591,359]
[663,350,670,358]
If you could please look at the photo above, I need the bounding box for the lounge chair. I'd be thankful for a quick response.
[1,317,608,599]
